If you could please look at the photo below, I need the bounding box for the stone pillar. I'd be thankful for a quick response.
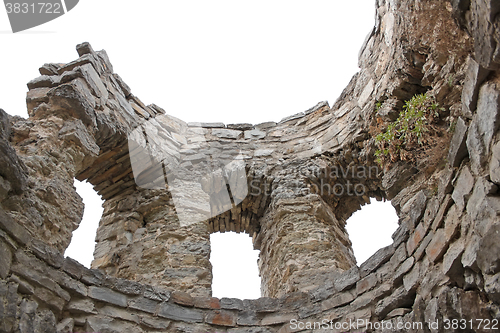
[92,188,213,297]
[256,175,356,298]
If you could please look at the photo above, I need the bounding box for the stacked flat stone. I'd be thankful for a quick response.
[1,0,500,331]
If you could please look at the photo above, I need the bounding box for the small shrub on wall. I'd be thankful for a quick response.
[374,93,449,172]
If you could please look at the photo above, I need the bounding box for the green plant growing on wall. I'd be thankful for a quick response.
[375,93,444,167]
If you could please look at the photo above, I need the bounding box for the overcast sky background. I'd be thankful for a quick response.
[1,0,398,299]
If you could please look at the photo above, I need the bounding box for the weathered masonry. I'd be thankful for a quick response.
[1,0,500,332]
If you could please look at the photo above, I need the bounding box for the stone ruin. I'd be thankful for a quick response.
[1,0,500,332]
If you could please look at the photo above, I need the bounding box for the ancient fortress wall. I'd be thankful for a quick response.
[1,0,500,332]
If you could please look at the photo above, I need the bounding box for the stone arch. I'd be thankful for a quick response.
[3,1,500,331]
[26,47,402,298]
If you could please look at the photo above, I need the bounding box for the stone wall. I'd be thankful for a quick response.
[1,0,500,332]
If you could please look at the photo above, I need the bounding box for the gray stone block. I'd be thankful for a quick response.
[476,83,500,150]
[254,121,277,130]
[33,287,66,314]
[443,239,466,287]
[447,117,468,167]
[467,83,500,174]
[85,315,144,333]
[309,280,336,302]
[359,245,395,278]
[334,266,360,292]
[212,128,242,139]
[220,297,244,310]
[66,298,97,314]
[45,267,87,297]
[451,166,474,211]
[393,256,415,284]
[139,316,170,329]
[27,75,60,90]
[143,285,171,302]
[171,291,194,306]
[375,285,415,318]
[400,190,428,230]
[392,220,410,248]
[431,195,453,231]
[462,58,489,115]
[402,261,421,292]
[9,274,34,295]
[128,296,159,314]
[245,297,280,313]
[254,149,274,157]
[461,233,481,270]
[227,123,253,130]
[279,292,310,310]
[350,283,391,310]
[29,239,64,269]
[426,228,449,263]
[88,286,128,308]
[244,129,266,140]
[113,278,144,296]
[298,303,321,319]
[59,119,100,156]
[413,231,434,262]
[39,63,61,76]
[10,263,69,301]
[157,302,203,323]
[0,210,31,246]
[321,290,356,311]
[237,310,260,326]
[466,177,497,221]
[188,122,225,128]
[100,305,140,323]
[477,221,500,274]
[356,273,378,294]
[62,257,85,279]
[81,268,105,286]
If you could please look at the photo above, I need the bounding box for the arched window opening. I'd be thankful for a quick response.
[210,232,261,299]
[345,198,398,265]
[64,179,103,267]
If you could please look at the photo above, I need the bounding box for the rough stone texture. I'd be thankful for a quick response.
[457,0,500,70]
[452,165,474,210]
[447,117,469,167]
[1,0,500,332]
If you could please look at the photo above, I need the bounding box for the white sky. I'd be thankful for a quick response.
[1,0,398,299]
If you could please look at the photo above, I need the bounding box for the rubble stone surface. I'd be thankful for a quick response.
[1,0,500,331]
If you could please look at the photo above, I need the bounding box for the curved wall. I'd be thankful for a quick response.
[1,0,500,332]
